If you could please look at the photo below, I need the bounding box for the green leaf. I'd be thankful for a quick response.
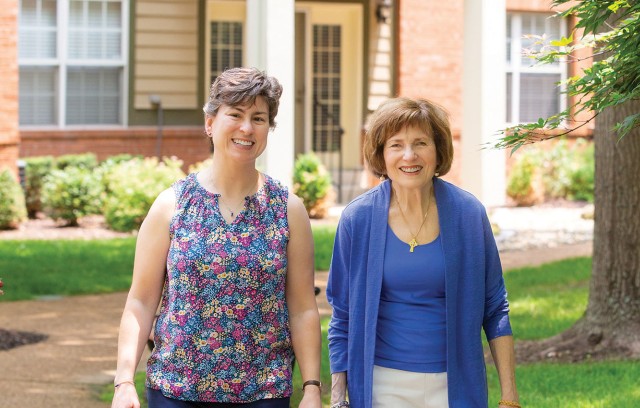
[550,33,574,47]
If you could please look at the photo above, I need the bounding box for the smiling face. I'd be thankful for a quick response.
[383,126,437,190]
[206,96,270,163]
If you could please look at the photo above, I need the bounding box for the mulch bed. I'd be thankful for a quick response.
[0,328,48,351]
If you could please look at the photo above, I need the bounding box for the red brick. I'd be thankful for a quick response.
[0,1,19,176]
[20,127,213,173]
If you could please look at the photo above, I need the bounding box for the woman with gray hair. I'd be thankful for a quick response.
[112,67,322,408]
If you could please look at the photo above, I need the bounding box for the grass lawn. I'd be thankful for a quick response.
[3,231,639,407]
[0,238,135,301]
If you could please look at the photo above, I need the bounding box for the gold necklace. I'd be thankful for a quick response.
[394,188,432,253]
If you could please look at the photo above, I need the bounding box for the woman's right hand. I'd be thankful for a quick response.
[111,382,140,408]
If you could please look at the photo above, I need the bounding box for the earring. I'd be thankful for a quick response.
[379,175,386,181]
[434,172,440,177]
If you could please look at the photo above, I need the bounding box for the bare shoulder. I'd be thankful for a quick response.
[142,187,176,228]
[287,192,310,227]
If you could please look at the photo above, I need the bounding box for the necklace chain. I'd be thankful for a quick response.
[394,188,432,253]
[218,196,245,218]
[214,172,260,219]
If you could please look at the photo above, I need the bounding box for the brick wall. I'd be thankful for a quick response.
[20,127,213,172]
[395,0,590,188]
[397,0,464,133]
[0,1,19,179]
[396,0,465,185]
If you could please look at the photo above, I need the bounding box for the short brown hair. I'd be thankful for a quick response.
[203,67,283,128]
[363,97,454,178]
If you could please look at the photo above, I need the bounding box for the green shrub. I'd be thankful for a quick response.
[101,154,143,167]
[23,156,55,218]
[567,141,594,202]
[98,154,145,194]
[507,149,543,206]
[188,158,213,174]
[506,138,594,205]
[54,153,98,170]
[292,153,334,219]
[41,166,104,226]
[102,157,185,232]
[542,139,573,199]
[0,169,27,230]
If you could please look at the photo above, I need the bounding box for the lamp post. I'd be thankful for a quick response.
[149,95,163,160]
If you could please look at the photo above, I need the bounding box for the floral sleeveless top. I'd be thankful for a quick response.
[146,173,293,402]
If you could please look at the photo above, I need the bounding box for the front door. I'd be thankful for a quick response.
[295,3,363,181]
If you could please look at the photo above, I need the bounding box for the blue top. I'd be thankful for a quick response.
[375,229,446,373]
[327,178,512,408]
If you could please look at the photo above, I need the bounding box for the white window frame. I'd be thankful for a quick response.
[506,12,567,125]
[18,0,129,127]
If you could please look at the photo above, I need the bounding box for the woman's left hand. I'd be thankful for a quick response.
[298,385,322,408]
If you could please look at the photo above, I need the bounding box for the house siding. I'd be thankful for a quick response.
[134,0,200,110]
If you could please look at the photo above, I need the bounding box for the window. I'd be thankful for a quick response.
[210,21,243,85]
[18,0,127,126]
[506,13,566,124]
[312,24,341,152]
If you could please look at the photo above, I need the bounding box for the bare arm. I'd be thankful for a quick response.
[330,372,347,405]
[489,335,519,407]
[286,194,322,407]
[111,188,174,408]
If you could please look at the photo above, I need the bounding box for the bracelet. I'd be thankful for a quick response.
[114,380,135,389]
[499,400,521,408]
[330,402,350,408]
[301,379,322,392]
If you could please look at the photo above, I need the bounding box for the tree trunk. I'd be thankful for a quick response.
[584,100,640,351]
[512,10,640,364]
[514,101,640,363]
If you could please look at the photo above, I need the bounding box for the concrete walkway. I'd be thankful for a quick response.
[0,242,592,408]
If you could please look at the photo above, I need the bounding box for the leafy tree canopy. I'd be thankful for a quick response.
[495,0,640,151]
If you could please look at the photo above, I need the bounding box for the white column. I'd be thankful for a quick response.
[461,0,506,207]
[246,0,295,187]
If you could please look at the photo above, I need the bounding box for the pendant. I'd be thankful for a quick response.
[408,238,418,253]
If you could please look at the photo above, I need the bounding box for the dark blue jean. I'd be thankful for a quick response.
[146,388,290,408]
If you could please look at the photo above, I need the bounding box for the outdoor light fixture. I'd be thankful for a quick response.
[149,94,163,159]
[376,0,392,24]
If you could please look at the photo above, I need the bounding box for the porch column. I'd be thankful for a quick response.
[246,0,295,187]
[461,0,506,207]
[0,1,20,178]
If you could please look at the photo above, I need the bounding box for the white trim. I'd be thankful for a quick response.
[462,0,507,207]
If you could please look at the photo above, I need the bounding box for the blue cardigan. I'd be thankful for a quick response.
[327,178,512,408]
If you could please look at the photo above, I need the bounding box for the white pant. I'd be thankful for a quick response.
[372,365,449,408]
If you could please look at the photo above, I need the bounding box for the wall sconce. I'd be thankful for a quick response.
[149,94,163,159]
[376,0,392,24]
